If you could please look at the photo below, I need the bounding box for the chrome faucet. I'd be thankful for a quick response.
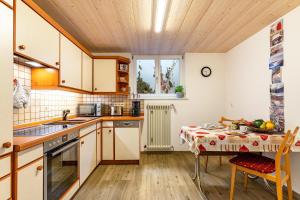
[62,109,70,121]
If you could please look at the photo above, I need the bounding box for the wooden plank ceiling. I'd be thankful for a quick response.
[33,0,300,54]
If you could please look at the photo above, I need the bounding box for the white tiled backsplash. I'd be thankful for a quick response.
[13,64,143,126]
[13,64,81,125]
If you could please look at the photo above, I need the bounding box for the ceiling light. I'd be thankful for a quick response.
[25,61,43,67]
[155,0,168,33]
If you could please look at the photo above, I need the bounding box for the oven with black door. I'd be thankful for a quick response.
[44,131,79,200]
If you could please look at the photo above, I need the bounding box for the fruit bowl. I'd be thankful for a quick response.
[244,119,276,134]
[246,126,275,133]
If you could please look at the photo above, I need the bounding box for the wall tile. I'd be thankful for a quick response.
[13,63,143,126]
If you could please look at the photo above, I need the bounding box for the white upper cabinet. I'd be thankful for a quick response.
[2,0,13,7]
[0,2,13,156]
[60,35,82,89]
[15,0,60,68]
[82,52,93,92]
[93,59,116,92]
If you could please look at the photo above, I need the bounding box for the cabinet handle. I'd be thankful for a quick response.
[55,62,60,66]
[108,130,112,133]
[36,165,43,171]
[81,141,84,145]
[18,45,26,50]
[2,142,11,149]
[61,80,65,84]
[94,88,97,91]
[97,131,101,135]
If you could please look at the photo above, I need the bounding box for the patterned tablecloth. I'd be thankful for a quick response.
[180,126,300,155]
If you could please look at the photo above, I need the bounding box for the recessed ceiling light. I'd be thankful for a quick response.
[155,0,168,33]
[25,61,43,67]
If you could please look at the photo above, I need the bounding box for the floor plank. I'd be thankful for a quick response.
[74,152,294,200]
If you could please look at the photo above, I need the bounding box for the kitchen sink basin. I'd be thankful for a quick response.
[44,120,86,125]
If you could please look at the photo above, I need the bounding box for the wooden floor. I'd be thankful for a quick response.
[74,152,288,200]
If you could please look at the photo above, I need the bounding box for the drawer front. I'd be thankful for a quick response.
[17,158,43,200]
[0,176,11,200]
[0,154,11,178]
[102,121,113,127]
[17,144,43,168]
[114,121,139,128]
[80,124,96,137]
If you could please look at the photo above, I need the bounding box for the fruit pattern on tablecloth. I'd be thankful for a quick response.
[180,126,300,155]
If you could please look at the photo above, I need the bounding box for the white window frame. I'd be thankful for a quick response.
[132,55,184,99]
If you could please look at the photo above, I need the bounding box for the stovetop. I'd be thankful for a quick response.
[14,124,75,137]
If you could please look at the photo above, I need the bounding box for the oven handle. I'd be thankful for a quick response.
[50,140,79,157]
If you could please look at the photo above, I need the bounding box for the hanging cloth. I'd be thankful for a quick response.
[13,79,30,109]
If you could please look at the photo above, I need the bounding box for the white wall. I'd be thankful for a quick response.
[225,5,300,193]
[94,52,227,151]
[142,53,226,151]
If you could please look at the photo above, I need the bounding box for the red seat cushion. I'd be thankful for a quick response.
[229,153,276,174]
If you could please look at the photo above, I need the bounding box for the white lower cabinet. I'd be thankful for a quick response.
[0,176,11,200]
[80,131,97,185]
[102,128,114,160]
[96,129,102,164]
[115,128,140,160]
[17,158,43,200]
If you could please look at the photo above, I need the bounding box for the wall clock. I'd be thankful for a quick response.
[201,66,212,77]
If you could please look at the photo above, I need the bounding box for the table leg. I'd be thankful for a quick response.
[191,155,208,200]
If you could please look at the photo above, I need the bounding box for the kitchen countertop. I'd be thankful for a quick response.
[13,115,144,152]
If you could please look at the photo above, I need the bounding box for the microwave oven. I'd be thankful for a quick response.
[78,103,102,117]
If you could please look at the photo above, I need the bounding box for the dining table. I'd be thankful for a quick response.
[179,125,300,200]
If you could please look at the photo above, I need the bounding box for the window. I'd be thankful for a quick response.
[134,56,183,98]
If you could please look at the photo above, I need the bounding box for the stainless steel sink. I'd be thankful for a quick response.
[44,120,86,125]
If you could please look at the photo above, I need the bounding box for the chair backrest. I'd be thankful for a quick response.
[218,116,244,127]
[275,127,299,161]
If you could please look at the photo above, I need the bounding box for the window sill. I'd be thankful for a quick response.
[131,96,189,100]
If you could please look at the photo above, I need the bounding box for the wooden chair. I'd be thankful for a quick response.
[229,127,299,200]
[204,116,244,172]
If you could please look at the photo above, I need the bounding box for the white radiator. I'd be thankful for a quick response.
[146,104,173,151]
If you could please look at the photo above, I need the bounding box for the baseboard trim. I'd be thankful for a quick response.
[100,160,139,165]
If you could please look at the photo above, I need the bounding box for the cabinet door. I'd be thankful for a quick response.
[2,0,13,7]
[0,176,11,200]
[0,3,13,156]
[60,35,82,89]
[115,128,140,160]
[15,0,59,68]
[102,128,114,160]
[82,52,93,92]
[96,129,102,164]
[80,131,96,185]
[17,158,43,200]
[93,59,116,92]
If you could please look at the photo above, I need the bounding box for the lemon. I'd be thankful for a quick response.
[266,122,275,130]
